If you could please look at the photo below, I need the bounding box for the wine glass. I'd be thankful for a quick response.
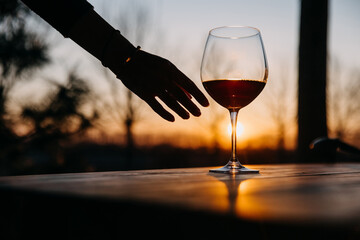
[201,26,268,174]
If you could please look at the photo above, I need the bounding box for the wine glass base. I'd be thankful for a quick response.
[209,161,259,174]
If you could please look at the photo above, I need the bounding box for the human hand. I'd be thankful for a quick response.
[114,50,209,122]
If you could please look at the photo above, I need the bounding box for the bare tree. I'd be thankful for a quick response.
[96,67,143,166]
[89,2,161,166]
[265,69,296,155]
[0,0,49,175]
[328,57,360,144]
[202,100,227,152]
[0,68,97,174]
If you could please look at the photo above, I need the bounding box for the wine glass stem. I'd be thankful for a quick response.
[230,109,240,163]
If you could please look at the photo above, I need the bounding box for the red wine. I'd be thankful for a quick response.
[203,79,265,110]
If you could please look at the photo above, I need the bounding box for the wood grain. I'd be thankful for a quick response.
[1,163,360,226]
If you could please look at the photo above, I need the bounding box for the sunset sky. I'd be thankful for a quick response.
[21,0,360,149]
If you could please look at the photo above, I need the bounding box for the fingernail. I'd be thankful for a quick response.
[194,109,201,117]
[183,112,190,119]
[202,99,210,107]
[165,115,175,122]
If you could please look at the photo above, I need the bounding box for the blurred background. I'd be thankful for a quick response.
[0,0,359,175]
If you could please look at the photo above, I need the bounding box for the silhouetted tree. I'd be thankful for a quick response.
[198,99,226,153]
[0,0,48,78]
[0,0,49,174]
[20,70,98,171]
[297,0,329,161]
[265,70,296,158]
[0,1,99,174]
[328,58,360,144]
[95,2,159,166]
[99,67,142,166]
[113,3,154,151]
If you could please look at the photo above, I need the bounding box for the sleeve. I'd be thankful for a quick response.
[20,0,94,37]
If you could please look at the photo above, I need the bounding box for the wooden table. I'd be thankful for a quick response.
[1,163,360,239]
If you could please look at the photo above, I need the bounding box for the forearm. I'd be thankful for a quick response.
[21,0,135,66]
[21,0,93,37]
[67,10,136,66]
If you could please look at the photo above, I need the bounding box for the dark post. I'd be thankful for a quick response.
[298,0,329,161]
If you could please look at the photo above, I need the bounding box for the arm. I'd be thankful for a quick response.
[20,0,135,68]
[21,0,209,121]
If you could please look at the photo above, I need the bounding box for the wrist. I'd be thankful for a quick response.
[101,30,137,70]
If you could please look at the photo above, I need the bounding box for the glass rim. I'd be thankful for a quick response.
[209,26,261,39]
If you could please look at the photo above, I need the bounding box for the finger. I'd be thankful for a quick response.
[146,97,175,122]
[174,68,209,107]
[176,84,192,99]
[169,86,201,117]
[159,91,190,119]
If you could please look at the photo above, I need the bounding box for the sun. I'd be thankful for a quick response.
[227,122,244,137]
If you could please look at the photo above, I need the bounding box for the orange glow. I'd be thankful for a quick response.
[234,177,321,222]
[5,0,357,151]
[235,179,280,221]
[227,122,244,137]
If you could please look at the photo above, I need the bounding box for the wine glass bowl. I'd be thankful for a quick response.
[201,26,268,174]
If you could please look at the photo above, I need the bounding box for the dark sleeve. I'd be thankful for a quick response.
[20,0,94,37]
